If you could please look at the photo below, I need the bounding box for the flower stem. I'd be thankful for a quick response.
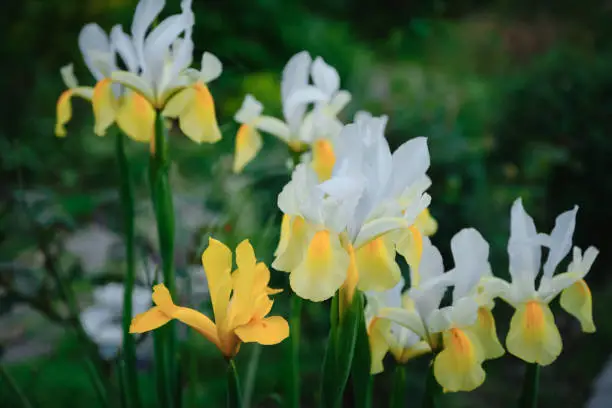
[289,295,302,408]
[243,344,262,408]
[227,359,242,408]
[150,113,176,408]
[422,360,441,408]
[0,364,34,408]
[389,364,406,408]
[115,129,141,408]
[519,363,540,408]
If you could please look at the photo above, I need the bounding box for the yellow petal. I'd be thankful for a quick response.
[311,139,336,182]
[394,341,431,364]
[355,234,401,292]
[471,307,505,360]
[340,243,359,311]
[272,216,308,273]
[395,226,423,286]
[233,124,263,173]
[229,240,260,328]
[290,230,349,302]
[116,91,155,143]
[92,78,117,136]
[151,284,178,314]
[234,316,289,345]
[560,279,595,333]
[130,306,171,333]
[433,328,485,392]
[172,306,221,350]
[506,301,562,366]
[415,208,438,236]
[201,238,233,327]
[163,82,222,144]
[55,90,74,137]
[368,318,390,374]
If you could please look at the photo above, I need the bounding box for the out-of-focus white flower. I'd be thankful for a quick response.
[80,283,151,358]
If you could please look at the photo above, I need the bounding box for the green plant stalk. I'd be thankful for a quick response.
[243,344,262,408]
[389,364,406,408]
[149,113,176,408]
[153,330,172,408]
[0,364,34,408]
[351,302,372,408]
[116,129,141,408]
[422,359,441,408]
[290,295,302,408]
[519,363,540,408]
[227,359,242,408]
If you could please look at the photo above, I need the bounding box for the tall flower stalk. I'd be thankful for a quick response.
[115,128,141,408]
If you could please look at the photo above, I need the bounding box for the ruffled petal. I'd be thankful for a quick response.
[234,316,289,345]
[290,230,349,302]
[233,124,263,173]
[506,301,562,366]
[356,234,401,292]
[116,91,155,143]
[434,328,485,392]
[92,78,118,136]
[560,279,595,333]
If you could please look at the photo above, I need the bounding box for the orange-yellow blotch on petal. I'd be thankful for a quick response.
[560,279,595,333]
[234,316,289,345]
[116,91,155,143]
[290,230,349,302]
[130,306,171,333]
[162,82,222,144]
[272,216,308,273]
[396,226,424,286]
[356,235,401,292]
[311,139,336,181]
[92,78,117,136]
[415,208,438,236]
[471,307,505,360]
[506,301,562,366]
[434,328,486,392]
[233,124,263,173]
[55,90,74,137]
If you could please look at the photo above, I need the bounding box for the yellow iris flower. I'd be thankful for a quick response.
[130,238,289,357]
[232,52,350,174]
[487,199,597,366]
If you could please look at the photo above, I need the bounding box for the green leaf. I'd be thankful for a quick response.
[351,301,372,408]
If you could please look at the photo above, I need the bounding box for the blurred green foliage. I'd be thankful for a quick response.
[2,1,612,408]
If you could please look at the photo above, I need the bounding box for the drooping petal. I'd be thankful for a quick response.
[356,234,401,292]
[560,279,595,333]
[506,301,562,366]
[116,91,155,142]
[55,87,94,137]
[172,305,221,349]
[92,78,118,136]
[233,124,263,173]
[368,318,390,374]
[254,116,291,142]
[234,316,289,345]
[201,238,233,327]
[471,307,505,360]
[290,230,349,302]
[163,82,222,143]
[272,216,308,273]
[433,328,485,392]
[130,306,171,333]
[311,139,336,182]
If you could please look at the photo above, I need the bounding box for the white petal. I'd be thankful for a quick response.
[426,307,453,334]
[110,25,139,73]
[111,70,155,104]
[539,271,581,302]
[79,23,113,80]
[542,206,578,280]
[327,90,351,116]
[281,51,311,104]
[354,217,409,249]
[199,52,223,83]
[283,86,327,132]
[131,0,165,65]
[508,198,541,288]
[450,228,490,300]
[169,38,194,79]
[254,116,291,141]
[234,94,263,124]
[311,56,340,97]
[449,297,479,327]
[581,246,599,276]
[388,137,430,198]
[378,307,427,340]
[60,64,78,89]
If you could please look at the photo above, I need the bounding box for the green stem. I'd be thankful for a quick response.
[243,344,262,408]
[227,359,242,408]
[0,364,34,408]
[290,296,302,408]
[422,360,441,408]
[149,113,176,408]
[116,129,141,408]
[519,363,540,408]
[389,364,406,408]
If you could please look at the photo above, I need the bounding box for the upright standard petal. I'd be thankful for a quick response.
[506,301,562,366]
[508,198,541,288]
[560,279,595,333]
[116,91,155,142]
[542,206,578,280]
[233,125,263,173]
[201,238,233,328]
[290,230,349,301]
[311,56,340,97]
[433,328,485,392]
